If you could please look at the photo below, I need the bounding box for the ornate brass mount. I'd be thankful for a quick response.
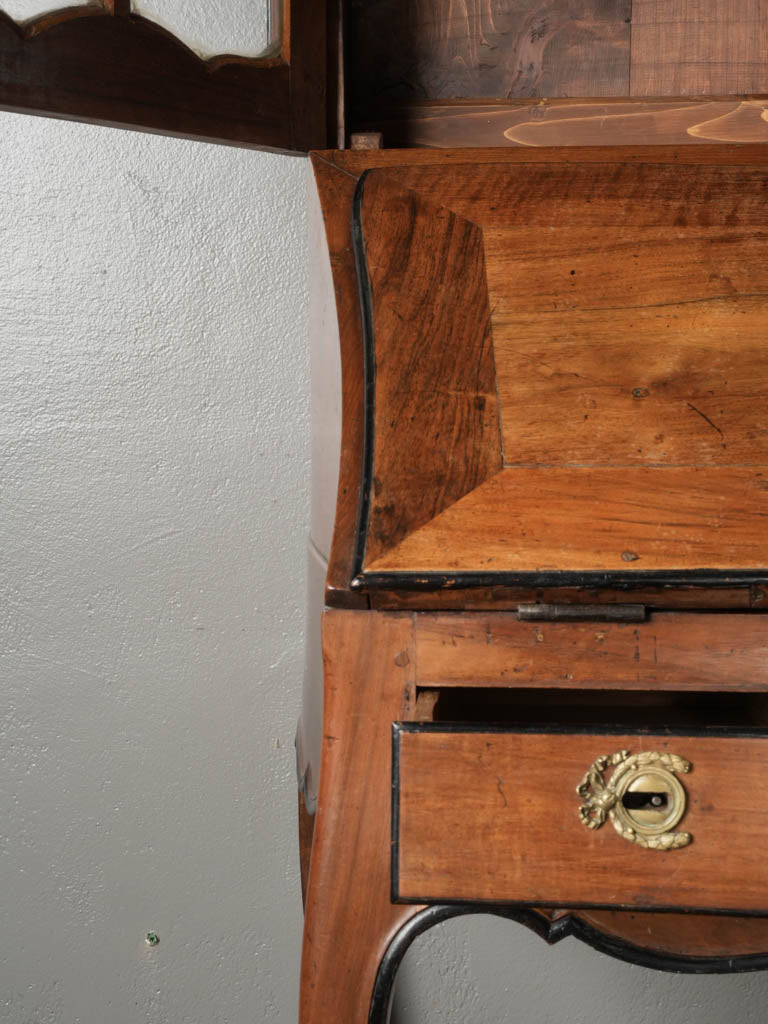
[577,750,692,850]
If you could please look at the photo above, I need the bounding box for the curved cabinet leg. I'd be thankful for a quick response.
[299,610,425,1023]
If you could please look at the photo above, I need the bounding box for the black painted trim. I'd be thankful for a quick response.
[391,722,401,904]
[350,170,376,583]
[395,721,768,739]
[354,568,768,592]
[368,907,768,1024]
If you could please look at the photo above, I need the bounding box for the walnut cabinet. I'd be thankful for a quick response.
[6,4,768,1022]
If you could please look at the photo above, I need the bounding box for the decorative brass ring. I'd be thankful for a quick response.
[576,750,692,850]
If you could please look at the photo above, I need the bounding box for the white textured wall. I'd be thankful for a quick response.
[392,916,768,1023]
[0,112,308,1023]
[3,108,768,1024]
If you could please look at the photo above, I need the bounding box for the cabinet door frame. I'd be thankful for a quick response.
[0,0,332,152]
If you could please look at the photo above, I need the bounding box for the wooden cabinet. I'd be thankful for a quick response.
[301,133,768,1024]
[6,3,768,1020]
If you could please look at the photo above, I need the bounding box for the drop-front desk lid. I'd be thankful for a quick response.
[316,147,768,604]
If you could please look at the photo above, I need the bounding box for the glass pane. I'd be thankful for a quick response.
[131,0,280,60]
[1,0,100,20]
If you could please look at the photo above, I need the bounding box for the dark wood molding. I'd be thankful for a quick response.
[0,1,329,151]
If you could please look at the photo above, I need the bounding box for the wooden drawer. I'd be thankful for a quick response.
[393,724,768,913]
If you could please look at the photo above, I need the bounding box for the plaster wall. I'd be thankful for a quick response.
[0,112,308,1022]
[2,108,768,1024]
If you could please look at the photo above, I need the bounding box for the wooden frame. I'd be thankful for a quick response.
[0,0,333,151]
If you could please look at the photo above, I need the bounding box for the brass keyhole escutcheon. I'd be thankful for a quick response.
[616,767,686,837]
[577,750,692,850]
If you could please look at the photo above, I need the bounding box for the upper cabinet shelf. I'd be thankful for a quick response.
[4,0,768,150]
[3,0,768,150]
[346,0,768,147]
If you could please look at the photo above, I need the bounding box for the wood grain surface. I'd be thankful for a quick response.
[363,99,768,149]
[317,147,768,601]
[304,609,768,988]
[396,728,768,910]
[387,160,768,231]
[347,0,631,112]
[576,909,768,957]
[414,612,768,689]
[321,145,768,175]
[345,0,768,140]
[360,172,502,564]
[367,466,768,572]
[630,0,768,96]
[300,612,423,1023]
[483,221,768,467]
[370,585,768,610]
[352,155,768,578]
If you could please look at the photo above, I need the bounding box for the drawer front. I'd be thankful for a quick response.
[393,725,768,913]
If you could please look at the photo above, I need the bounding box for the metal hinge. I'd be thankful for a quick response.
[517,603,646,623]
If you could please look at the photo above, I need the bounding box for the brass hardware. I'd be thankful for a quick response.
[577,750,692,850]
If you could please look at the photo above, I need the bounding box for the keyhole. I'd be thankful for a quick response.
[622,791,668,811]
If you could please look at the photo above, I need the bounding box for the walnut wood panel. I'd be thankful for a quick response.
[347,0,631,119]
[483,223,768,467]
[352,155,768,579]
[577,909,768,958]
[386,160,768,232]
[360,172,502,565]
[395,728,768,910]
[0,2,328,151]
[318,147,768,604]
[630,0,768,96]
[299,611,423,1023]
[367,466,768,573]
[414,612,768,689]
[362,99,768,149]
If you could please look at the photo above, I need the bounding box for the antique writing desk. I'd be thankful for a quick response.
[4,4,768,1022]
[298,6,768,1024]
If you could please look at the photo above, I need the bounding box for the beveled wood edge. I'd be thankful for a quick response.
[353,168,502,567]
[318,143,768,174]
[310,154,368,606]
[368,906,768,1023]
